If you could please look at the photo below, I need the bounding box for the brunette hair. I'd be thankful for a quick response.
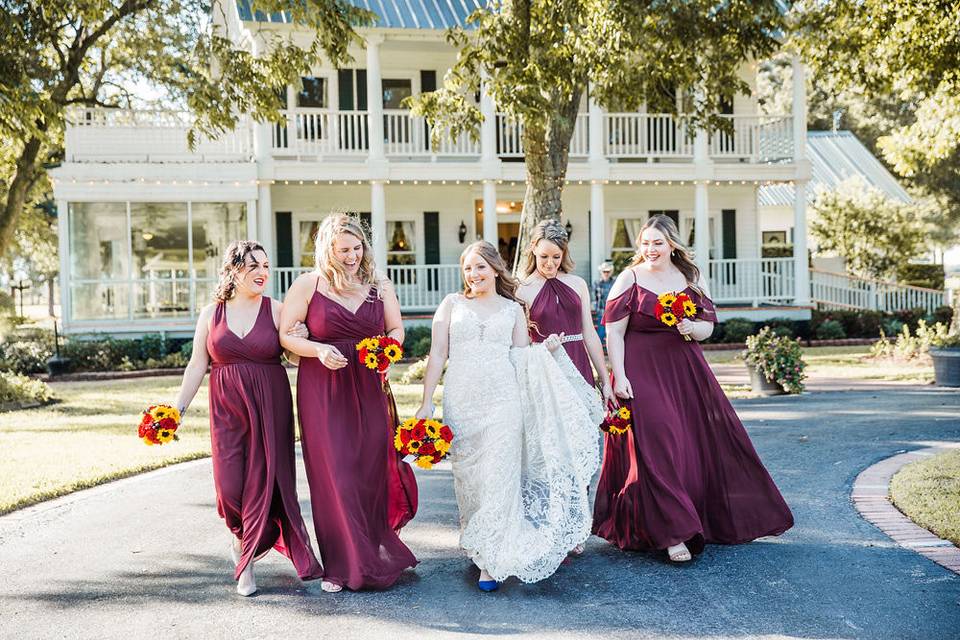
[313,213,380,296]
[629,214,702,293]
[214,240,267,302]
[521,219,576,277]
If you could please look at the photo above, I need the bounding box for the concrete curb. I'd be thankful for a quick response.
[852,445,960,575]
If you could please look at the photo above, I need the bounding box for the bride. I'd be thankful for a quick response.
[415,241,602,591]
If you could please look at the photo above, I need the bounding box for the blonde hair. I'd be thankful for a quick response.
[313,213,378,296]
[630,215,703,293]
[522,219,575,277]
[214,240,266,302]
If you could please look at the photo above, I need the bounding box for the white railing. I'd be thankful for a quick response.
[272,264,463,312]
[272,109,370,156]
[708,258,796,305]
[710,115,793,162]
[810,269,945,314]
[570,113,590,157]
[65,108,253,162]
[496,113,524,157]
[604,113,695,159]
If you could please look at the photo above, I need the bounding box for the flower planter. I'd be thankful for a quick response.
[746,364,786,396]
[930,348,960,387]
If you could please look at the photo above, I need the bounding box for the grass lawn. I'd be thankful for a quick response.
[889,449,960,547]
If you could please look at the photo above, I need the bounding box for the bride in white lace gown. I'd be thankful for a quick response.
[416,241,602,589]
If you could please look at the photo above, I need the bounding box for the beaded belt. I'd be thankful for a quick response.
[560,333,583,344]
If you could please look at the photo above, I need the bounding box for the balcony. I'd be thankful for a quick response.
[65,108,795,165]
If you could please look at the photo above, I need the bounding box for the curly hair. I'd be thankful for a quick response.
[213,240,267,302]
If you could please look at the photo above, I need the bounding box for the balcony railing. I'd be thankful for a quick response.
[708,258,796,305]
[65,107,795,164]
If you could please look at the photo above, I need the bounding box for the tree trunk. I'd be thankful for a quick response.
[514,90,583,273]
[0,137,43,258]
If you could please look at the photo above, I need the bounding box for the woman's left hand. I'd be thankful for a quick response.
[677,319,695,338]
[288,321,309,339]
[544,333,564,353]
[601,382,617,408]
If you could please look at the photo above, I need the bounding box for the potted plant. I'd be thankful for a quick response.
[742,327,807,395]
[930,332,960,387]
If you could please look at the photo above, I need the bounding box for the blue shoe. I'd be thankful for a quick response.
[477,579,499,592]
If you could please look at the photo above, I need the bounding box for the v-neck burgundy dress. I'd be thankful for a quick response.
[592,278,793,554]
[206,296,322,582]
[528,277,595,386]
[297,285,418,590]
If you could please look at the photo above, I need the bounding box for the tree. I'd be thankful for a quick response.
[791,0,960,231]
[810,177,926,280]
[409,0,786,264]
[0,0,375,257]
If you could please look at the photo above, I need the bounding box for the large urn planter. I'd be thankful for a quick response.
[746,365,786,396]
[930,348,960,387]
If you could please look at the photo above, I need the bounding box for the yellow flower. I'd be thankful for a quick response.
[660,311,678,326]
[415,457,435,470]
[364,353,379,369]
[609,424,629,436]
[383,344,402,363]
[424,421,440,438]
[356,338,376,351]
[400,417,418,431]
[435,439,451,454]
[408,440,422,453]
[157,428,175,443]
[143,437,155,446]
[394,431,405,451]
[682,300,697,317]
[617,407,631,420]
[658,293,678,308]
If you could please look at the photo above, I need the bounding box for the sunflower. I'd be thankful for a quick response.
[658,293,678,308]
[383,344,403,362]
[157,428,175,443]
[356,338,377,351]
[617,407,631,420]
[424,421,440,438]
[435,439,451,454]
[660,311,678,326]
[408,440,422,453]
[415,457,435,470]
[364,353,379,369]
[400,417,418,431]
[682,299,697,317]
[394,431,406,452]
[608,424,629,436]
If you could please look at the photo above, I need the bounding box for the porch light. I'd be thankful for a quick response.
[564,220,573,240]
[458,221,468,243]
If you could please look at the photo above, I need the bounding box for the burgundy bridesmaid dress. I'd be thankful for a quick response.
[592,274,793,554]
[297,284,418,590]
[206,296,323,581]
[528,277,595,386]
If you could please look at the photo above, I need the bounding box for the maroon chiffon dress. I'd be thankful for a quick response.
[297,283,418,590]
[206,296,323,581]
[592,276,793,554]
[528,277,595,386]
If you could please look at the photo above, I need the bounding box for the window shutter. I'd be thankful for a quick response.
[275,212,293,268]
[338,69,354,110]
[722,209,737,259]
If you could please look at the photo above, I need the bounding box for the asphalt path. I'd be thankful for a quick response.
[1,387,958,639]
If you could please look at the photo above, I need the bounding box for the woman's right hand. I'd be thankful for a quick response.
[613,376,634,400]
[415,402,434,420]
[316,344,348,370]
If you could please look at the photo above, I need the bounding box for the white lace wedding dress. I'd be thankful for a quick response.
[442,294,603,583]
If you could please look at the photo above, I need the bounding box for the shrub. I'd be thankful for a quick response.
[894,307,928,332]
[721,318,754,344]
[815,319,846,340]
[874,320,952,361]
[933,305,954,327]
[403,325,432,359]
[180,340,194,360]
[898,263,945,290]
[0,334,54,374]
[399,356,431,384]
[742,327,806,394]
[765,317,796,339]
[0,370,52,406]
[881,317,904,336]
[139,333,167,361]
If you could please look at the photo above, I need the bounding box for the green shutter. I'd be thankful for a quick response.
[722,209,737,259]
[338,69,354,110]
[275,212,293,268]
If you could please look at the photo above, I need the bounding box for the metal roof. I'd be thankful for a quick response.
[235,0,484,29]
[759,130,912,207]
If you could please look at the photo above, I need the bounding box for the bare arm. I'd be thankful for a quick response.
[173,305,213,416]
[380,277,405,344]
[415,295,452,418]
[570,276,614,404]
[604,270,636,401]
[278,274,348,369]
[678,274,715,342]
[270,299,308,365]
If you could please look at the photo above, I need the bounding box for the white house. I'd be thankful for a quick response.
[51,0,849,336]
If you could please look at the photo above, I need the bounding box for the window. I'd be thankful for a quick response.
[297,77,327,108]
[387,220,416,266]
[69,203,129,320]
[382,79,412,109]
[298,220,320,268]
[130,203,190,318]
[192,203,248,302]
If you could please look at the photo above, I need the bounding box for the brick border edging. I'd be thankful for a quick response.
[852,445,960,574]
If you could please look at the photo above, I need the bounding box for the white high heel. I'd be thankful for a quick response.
[321,580,343,593]
[236,563,257,596]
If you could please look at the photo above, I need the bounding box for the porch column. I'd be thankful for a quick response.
[588,85,604,165]
[590,181,605,277]
[793,180,811,306]
[371,180,388,268]
[57,199,71,327]
[693,181,710,274]
[792,54,806,162]
[246,199,258,242]
[480,77,497,166]
[482,180,497,244]
[256,184,273,257]
[366,35,385,163]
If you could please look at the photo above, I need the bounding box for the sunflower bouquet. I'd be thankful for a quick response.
[356,335,404,382]
[654,291,698,341]
[138,404,181,446]
[394,417,454,470]
[600,405,632,436]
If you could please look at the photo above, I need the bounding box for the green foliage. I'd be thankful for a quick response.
[0,291,14,316]
[765,317,797,339]
[0,370,51,406]
[403,326,433,359]
[810,177,926,280]
[742,327,806,394]
[814,319,846,340]
[871,320,953,361]
[898,264,945,291]
[720,317,755,344]
[933,306,954,327]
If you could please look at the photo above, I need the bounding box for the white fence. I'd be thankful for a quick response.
[708,258,796,305]
[810,269,945,314]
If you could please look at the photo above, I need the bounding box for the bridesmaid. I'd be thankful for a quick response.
[279,213,417,592]
[517,219,613,401]
[592,215,793,562]
[174,240,322,596]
